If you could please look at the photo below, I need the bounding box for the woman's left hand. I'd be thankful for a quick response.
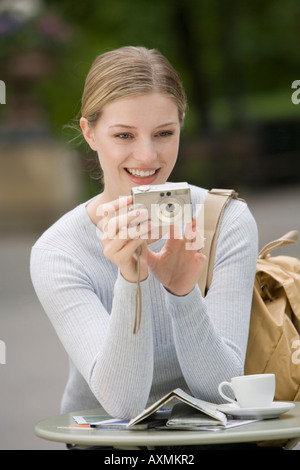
[147,217,206,296]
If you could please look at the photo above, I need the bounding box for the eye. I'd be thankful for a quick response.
[156,130,174,137]
[115,133,133,139]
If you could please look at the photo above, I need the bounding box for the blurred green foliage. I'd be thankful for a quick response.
[1,0,300,190]
[40,0,300,135]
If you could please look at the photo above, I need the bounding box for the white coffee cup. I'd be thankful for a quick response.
[218,374,275,408]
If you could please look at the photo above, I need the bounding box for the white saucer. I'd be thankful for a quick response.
[217,402,295,420]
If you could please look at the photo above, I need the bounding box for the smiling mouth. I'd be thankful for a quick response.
[125,168,158,178]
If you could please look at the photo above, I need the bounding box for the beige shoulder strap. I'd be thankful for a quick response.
[258,230,298,259]
[198,189,241,296]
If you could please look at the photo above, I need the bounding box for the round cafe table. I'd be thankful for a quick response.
[34,403,300,450]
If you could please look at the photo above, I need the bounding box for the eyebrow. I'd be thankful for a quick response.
[109,122,178,129]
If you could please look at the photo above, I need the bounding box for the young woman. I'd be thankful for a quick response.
[30,46,258,419]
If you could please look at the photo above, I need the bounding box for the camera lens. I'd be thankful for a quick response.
[155,192,185,226]
[166,203,175,213]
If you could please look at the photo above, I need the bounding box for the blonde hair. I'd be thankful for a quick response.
[81,46,187,127]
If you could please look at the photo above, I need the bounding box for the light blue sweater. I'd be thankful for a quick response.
[30,185,258,418]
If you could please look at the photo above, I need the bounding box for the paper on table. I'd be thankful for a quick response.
[127,388,227,428]
[165,402,259,430]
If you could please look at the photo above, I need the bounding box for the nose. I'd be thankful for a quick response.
[133,137,157,164]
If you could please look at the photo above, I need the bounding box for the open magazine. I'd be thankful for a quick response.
[71,388,259,431]
[127,388,227,428]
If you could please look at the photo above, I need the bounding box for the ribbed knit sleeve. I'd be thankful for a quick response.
[166,200,258,403]
[30,187,258,417]
[88,274,154,418]
[30,242,154,418]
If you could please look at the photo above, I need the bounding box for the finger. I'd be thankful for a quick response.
[166,223,182,241]
[184,216,205,248]
[102,221,151,256]
[105,210,148,239]
[194,251,207,268]
[186,237,205,252]
[102,233,128,257]
[96,195,132,219]
[184,216,197,238]
[127,220,152,240]
[105,236,147,264]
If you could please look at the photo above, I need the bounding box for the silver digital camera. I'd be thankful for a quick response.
[131,182,192,226]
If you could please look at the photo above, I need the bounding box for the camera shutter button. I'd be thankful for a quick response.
[138,185,151,192]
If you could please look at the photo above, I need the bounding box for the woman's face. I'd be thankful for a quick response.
[80,93,181,202]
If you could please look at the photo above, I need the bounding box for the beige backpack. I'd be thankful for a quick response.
[198,189,300,402]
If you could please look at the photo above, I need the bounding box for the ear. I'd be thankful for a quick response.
[80,117,97,151]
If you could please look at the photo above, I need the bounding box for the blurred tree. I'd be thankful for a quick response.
[41,0,300,132]
[2,0,298,188]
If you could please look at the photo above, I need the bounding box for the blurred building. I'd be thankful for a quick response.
[0,0,83,232]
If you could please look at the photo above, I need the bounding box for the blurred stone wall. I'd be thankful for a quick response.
[0,141,83,232]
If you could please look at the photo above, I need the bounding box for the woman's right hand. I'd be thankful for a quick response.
[99,196,151,283]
